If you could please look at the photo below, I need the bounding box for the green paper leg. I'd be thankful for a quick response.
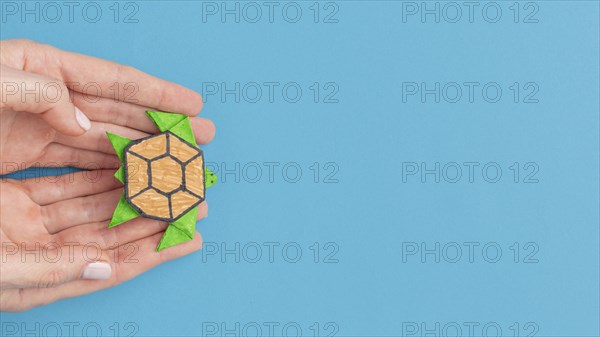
[146,110,197,146]
[146,110,188,132]
[156,226,194,252]
[156,206,197,251]
[106,132,132,162]
[169,119,197,146]
[109,193,140,227]
[107,132,131,185]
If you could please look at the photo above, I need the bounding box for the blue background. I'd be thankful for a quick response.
[1,1,599,336]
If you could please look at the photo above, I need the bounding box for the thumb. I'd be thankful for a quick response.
[0,65,91,136]
[0,243,112,289]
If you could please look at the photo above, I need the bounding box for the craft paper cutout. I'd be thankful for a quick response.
[107,110,217,251]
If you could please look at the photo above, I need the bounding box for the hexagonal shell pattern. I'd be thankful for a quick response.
[151,156,182,193]
[124,132,205,222]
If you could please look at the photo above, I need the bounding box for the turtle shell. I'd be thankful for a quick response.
[123,131,204,222]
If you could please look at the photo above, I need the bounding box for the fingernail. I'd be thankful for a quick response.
[75,107,91,131]
[82,262,112,280]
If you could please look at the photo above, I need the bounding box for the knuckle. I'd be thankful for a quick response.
[37,267,68,288]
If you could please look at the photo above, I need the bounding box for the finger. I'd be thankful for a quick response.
[54,202,208,247]
[55,121,149,154]
[39,143,122,169]
[7,231,202,311]
[17,170,121,205]
[41,189,122,232]
[71,91,163,132]
[56,217,167,248]
[0,65,91,136]
[0,244,110,291]
[35,42,203,115]
[72,91,215,139]
[54,117,215,155]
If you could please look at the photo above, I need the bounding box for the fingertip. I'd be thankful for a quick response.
[191,117,216,144]
[194,231,204,250]
[197,201,208,219]
[172,84,204,116]
[46,106,90,137]
[191,91,204,115]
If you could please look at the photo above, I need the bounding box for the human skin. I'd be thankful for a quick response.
[0,39,214,311]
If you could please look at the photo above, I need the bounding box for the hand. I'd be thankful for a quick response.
[0,171,207,312]
[0,39,215,173]
[0,39,215,311]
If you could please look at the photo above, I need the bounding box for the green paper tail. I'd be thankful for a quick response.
[107,132,132,184]
[156,206,197,251]
[109,193,140,227]
[114,166,125,183]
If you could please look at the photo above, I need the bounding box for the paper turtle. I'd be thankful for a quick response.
[107,110,216,251]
